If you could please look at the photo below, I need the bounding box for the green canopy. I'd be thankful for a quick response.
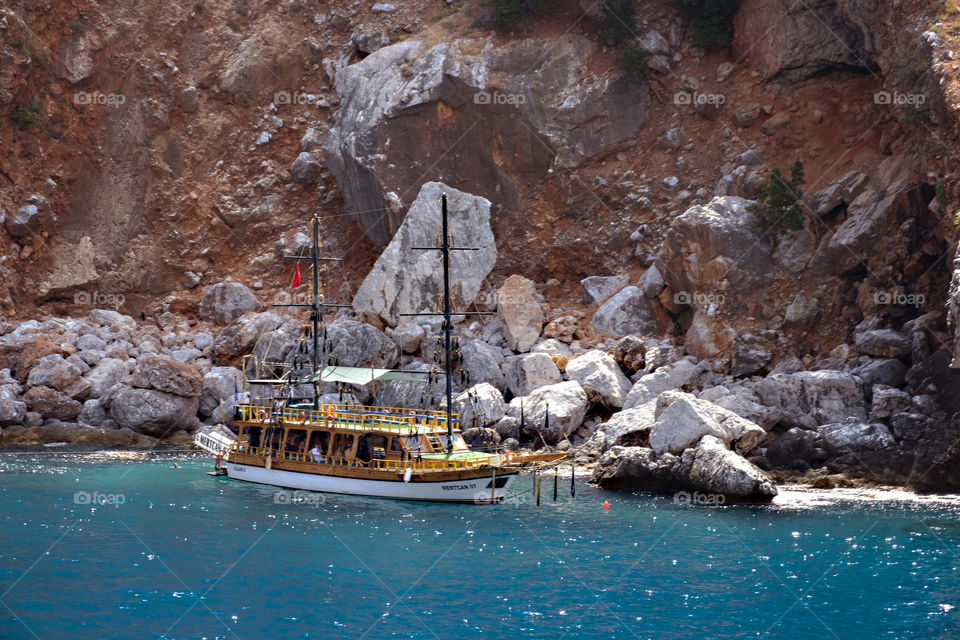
[297,366,423,386]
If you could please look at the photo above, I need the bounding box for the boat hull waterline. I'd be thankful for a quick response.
[226,462,517,503]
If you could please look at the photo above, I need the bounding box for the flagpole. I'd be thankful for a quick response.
[311,215,320,410]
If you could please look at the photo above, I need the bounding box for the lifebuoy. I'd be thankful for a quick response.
[257,409,268,422]
[298,412,308,425]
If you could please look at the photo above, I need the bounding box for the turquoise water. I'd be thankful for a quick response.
[1,454,958,640]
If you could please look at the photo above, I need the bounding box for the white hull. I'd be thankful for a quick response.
[226,462,515,503]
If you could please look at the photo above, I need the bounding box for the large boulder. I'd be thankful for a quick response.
[25,354,83,394]
[496,275,543,353]
[503,353,561,398]
[622,358,710,410]
[211,311,285,362]
[0,387,27,425]
[460,339,505,390]
[101,385,200,437]
[23,386,82,421]
[199,283,262,325]
[0,332,65,382]
[755,370,867,429]
[853,329,911,359]
[323,37,649,246]
[564,349,632,408]
[199,366,244,420]
[676,435,777,502]
[581,274,629,305]
[453,383,505,429]
[591,446,678,491]
[352,182,497,328]
[589,286,657,337]
[580,404,657,458]
[322,320,400,368]
[648,391,766,457]
[376,361,452,409]
[83,358,129,399]
[505,381,588,445]
[129,355,203,398]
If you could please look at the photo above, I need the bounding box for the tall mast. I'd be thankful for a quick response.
[441,195,454,453]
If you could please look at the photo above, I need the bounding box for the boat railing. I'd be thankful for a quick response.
[235,403,460,433]
[231,444,482,471]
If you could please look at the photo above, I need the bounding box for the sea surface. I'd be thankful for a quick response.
[1,452,958,640]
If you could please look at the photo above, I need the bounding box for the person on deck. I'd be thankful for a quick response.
[310,445,324,463]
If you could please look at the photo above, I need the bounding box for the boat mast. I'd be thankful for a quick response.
[441,195,454,453]
[276,214,349,410]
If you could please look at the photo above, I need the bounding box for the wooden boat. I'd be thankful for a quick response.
[197,194,567,503]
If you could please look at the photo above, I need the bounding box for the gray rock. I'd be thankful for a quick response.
[564,349,632,408]
[808,170,869,217]
[530,339,572,357]
[641,30,670,55]
[756,370,866,429]
[639,265,664,298]
[0,387,27,425]
[322,320,399,369]
[129,355,203,398]
[649,391,766,457]
[25,354,82,392]
[460,339,505,390]
[199,366,244,419]
[460,427,500,449]
[376,361,451,409]
[591,446,677,491]
[57,32,95,84]
[623,358,710,410]
[503,353,561,397]
[716,62,735,82]
[392,323,425,354]
[869,386,913,421]
[5,205,39,237]
[818,422,896,457]
[453,383,505,429]
[851,359,907,389]
[493,415,520,441]
[854,329,911,358]
[23,386,82,421]
[83,358,130,399]
[199,283,262,325]
[732,103,762,127]
[76,333,107,352]
[181,86,199,113]
[497,275,543,353]
[301,127,323,151]
[505,381,588,445]
[352,182,496,328]
[677,435,777,501]
[589,286,657,337]
[765,427,822,469]
[78,397,112,427]
[101,385,199,437]
[290,152,324,185]
[581,274,629,305]
[211,311,284,361]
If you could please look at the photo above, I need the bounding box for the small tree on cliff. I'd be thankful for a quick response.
[748,160,806,236]
[487,0,547,25]
[670,0,740,48]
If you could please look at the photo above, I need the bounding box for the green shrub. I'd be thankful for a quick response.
[936,179,947,211]
[902,106,929,126]
[616,46,651,85]
[12,100,42,131]
[487,0,546,26]
[671,0,739,48]
[747,160,806,236]
[13,39,30,58]
[596,0,636,46]
[69,20,86,34]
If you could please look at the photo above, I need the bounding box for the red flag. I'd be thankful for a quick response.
[290,262,301,290]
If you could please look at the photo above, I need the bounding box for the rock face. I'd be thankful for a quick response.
[677,436,778,501]
[496,275,543,353]
[648,391,765,457]
[755,370,866,429]
[352,182,497,328]
[589,286,657,337]
[321,320,400,368]
[564,350,632,408]
[506,381,588,445]
[623,358,710,410]
[83,358,129,398]
[323,37,649,245]
[733,0,880,82]
[199,283,262,325]
[460,339,505,390]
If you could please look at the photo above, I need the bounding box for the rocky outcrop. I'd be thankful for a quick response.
[323,36,648,244]
[352,182,496,328]
[755,370,867,429]
[503,353,561,398]
[505,381,588,445]
[101,384,200,437]
[589,286,657,338]
[453,383,505,429]
[622,358,710,410]
[129,355,203,397]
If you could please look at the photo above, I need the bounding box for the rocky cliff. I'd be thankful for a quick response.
[4,0,960,495]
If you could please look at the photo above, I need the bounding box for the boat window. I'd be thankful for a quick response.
[330,433,354,460]
[284,429,307,456]
[389,437,403,453]
[246,426,262,449]
[309,431,330,456]
[267,428,283,452]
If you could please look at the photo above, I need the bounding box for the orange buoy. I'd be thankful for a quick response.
[602,500,610,510]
